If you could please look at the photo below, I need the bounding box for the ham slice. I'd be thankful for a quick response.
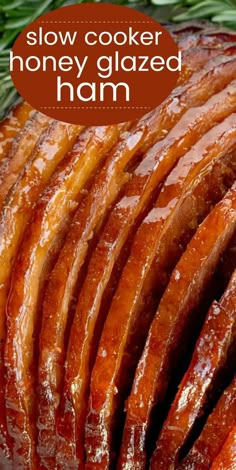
[151,268,236,468]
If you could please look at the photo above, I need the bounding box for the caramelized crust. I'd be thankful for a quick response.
[151,267,236,468]
[177,32,236,50]
[4,124,123,469]
[118,118,236,468]
[158,22,236,85]
[118,184,236,470]
[0,101,34,162]
[179,373,236,469]
[210,425,236,470]
[85,84,236,468]
[0,112,52,209]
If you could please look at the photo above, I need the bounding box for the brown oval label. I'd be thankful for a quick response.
[10,3,181,125]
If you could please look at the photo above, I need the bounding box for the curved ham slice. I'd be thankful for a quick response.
[151,268,236,468]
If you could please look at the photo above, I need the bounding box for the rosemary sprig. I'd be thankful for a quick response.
[0,0,236,119]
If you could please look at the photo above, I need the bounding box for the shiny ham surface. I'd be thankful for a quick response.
[0,23,235,469]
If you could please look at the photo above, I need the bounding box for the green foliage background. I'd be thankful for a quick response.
[0,0,236,119]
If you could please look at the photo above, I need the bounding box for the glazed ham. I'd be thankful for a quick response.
[0,23,235,469]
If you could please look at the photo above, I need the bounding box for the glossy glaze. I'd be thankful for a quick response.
[0,27,235,469]
[87,107,236,470]
[37,45,220,469]
[55,67,236,469]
